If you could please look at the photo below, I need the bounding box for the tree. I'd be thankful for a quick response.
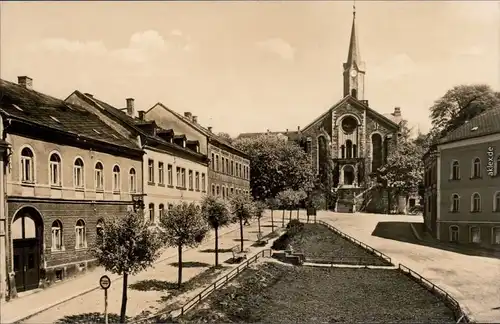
[294,190,307,219]
[266,197,280,231]
[430,84,500,136]
[253,200,267,235]
[276,189,296,223]
[229,194,254,252]
[91,212,163,323]
[315,129,336,209]
[160,202,209,287]
[216,132,234,144]
[233,135,314,200]
[201,195,231,267]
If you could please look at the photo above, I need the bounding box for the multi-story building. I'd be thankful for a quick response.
[145,103,251,199]
[0,115,10,303]
[65,92,209,225]
[0,77,144,299]
[424,106,500,248]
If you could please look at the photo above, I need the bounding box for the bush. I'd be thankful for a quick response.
[286,220,304,236]
[271,233,290,251]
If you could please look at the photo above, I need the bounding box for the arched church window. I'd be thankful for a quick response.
[341,145,346,159]
[346,140,353,159]
[353,144,357,158]
[341,116,358,134]
[351,89,357,99]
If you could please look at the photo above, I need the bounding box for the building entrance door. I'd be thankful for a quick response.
[13,238,40,292]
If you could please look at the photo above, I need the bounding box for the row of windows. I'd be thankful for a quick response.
[449,157,500,180]
[51,219,103,251]
[148,203,174,224]
[211,184,249,199]
[448,225,500,244]
[147,159,206,191]
[22,148,135,193]
[449,192,500,213]
[210,153,249,180]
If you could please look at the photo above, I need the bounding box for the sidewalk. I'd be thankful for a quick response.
[3,213,282,324]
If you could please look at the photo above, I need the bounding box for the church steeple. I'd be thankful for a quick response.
[343,2,365,100]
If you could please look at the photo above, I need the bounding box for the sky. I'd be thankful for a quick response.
[1,1,499,137]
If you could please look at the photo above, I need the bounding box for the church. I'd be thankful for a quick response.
[238,9,404,213]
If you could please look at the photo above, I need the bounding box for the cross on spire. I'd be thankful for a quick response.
[353,0,356,18]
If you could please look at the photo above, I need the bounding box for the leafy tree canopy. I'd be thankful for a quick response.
[229,194,254,221]
[91,212,163,276]
[217,132,234,144]
[201,195,232,229]
[160,202,209,248]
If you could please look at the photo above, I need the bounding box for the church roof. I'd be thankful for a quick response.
[438,105,500,145]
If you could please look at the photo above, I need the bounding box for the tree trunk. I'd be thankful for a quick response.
[258,217,261,234]
[177,244,183,288]
[214,227,219,267]
[120,272,128,323]
[271,209,274,231]
[282,209,285,227]
[296,208,299,220]
[239,217,244,252]
[289,209,292,222]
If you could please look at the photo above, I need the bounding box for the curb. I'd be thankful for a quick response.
[8,216,271,324]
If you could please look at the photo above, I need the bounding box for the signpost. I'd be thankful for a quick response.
[100,275,111,324]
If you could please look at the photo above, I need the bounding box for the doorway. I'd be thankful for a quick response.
[11,207,43,293]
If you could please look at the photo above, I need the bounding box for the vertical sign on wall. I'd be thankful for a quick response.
[487,146,495,177]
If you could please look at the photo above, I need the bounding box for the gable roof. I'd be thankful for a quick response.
[237,130,301,142]
[147,102,248,157]
[302,95,399,133]
[69,91,207,161]
[438,105,500,145]
[0,79,141,153]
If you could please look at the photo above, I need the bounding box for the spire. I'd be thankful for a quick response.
[345,1,361,69]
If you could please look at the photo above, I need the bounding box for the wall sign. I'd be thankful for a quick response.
[487,146,495,177]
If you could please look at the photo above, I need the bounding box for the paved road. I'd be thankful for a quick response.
[318,211,500,323]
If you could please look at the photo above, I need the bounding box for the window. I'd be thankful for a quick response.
[239,164,242,178]
[181,168,186,188]
[236,163,240,177]
[21,147,34,183]
[195,172,200,191]
[159,204,164,218]
[231,161,234,176]
[450,194,460,212]
[95,162,104,191]
[148,159,154,183]
[49,153,61,186]
[230,187,234,195]
[51,220,63,250]
[451,161,460,180]
[216,185,220,196]
[96,219,104,239]
[176,167,181,187]
[226,159,229,175]
[158,162,164,185]
[212,184,216,196]
[74,158,84,188]
[129,168,136,193]
[470,226,481,243]
[113,165,121,192]
[149,203,155,223]
[471,193,481,212]
[189,170,193,190]
[222,186,226,199]
[449,225,459,242]
[167,164,173,186]
[211,153,215,170]
[221,157,225,173]
[494,192,500,212]
[472,158,481,178]
[216,155,219,171]
[496,156,500,176]
[75,219,86,249]
[493,227,500,244]
[201,173,206,192]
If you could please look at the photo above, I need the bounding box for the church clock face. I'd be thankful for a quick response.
[350,69,358,78]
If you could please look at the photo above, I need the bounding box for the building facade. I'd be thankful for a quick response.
[238,10,402,212]
[424,106,500,248]
[145,103,251,200]
[0,77,144,299]
[65,93,209,225]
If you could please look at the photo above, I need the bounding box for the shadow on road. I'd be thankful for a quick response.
[129,279,178,291]
[372,221,500,260]
[169,261,211,268]
[199,248,234,253]
[54,312,127,323]
[233,238,251,242]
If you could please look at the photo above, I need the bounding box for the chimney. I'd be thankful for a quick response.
[184,112,193,121]
[138,110,146,121]
[18,76,33,90]
[126,98,135,117]
[84,93,94,98]
[207,126,212,132]
[286,128,289,133]
[297,126,300,132]
[192,116,198,124]
[393,107,401,117]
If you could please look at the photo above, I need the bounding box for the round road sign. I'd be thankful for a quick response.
[99,275,111,290]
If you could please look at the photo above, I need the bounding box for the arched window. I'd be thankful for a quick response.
[73,158,84,188]
[449,225,459,242]
[95,162,104,191]
[494,192,500,212]
[49,153,62,186]
[352,144,357,158]
[148,203,155,223]
[492,227,500,245]
[51,220,63,250]
[470,226,481,243]
[216,185,220,197]
[75,219,86,249]
[343,165,355,185]
[113,165,121,192]
[451,194,460,212]
[129,168,136,193]
[96,219,104,239]
[351,88,357,99]
[451,161,460,180]
[21,147,34,183]
[472,158,481,178]
[371,134,383,172]
[159,204,164,218]
[211,184,215,196]
[471,193,481,212]
[341,145,346,159]
[346,140,353,159]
